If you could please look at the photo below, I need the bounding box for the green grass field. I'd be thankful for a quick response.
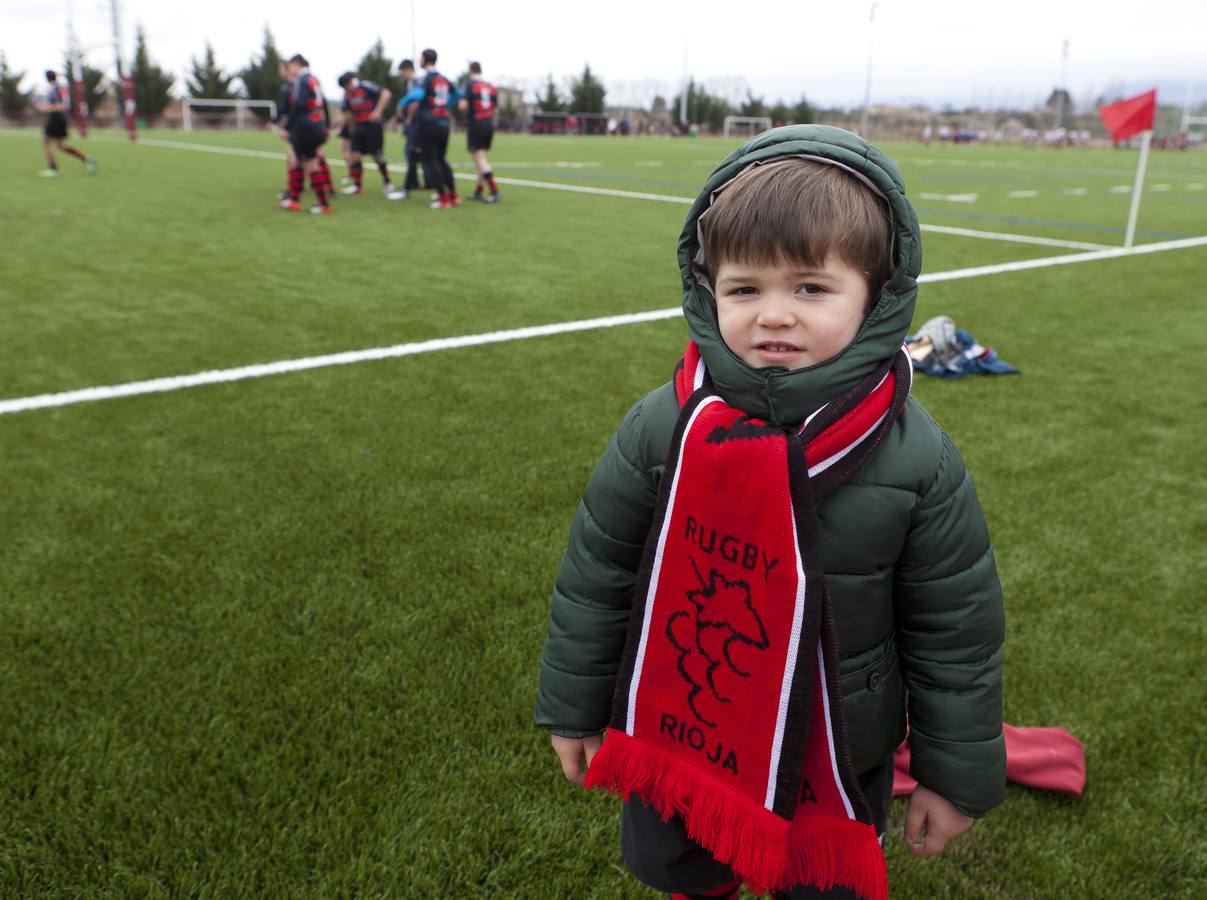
[1,127,1205,898]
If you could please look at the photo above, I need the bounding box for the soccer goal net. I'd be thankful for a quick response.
[723,116,773,138]
[182,99,277,132]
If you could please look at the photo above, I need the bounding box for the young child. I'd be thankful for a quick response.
[534,125,1006,900]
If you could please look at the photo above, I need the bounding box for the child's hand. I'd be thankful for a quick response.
[550,733,603,787]
[903,785,973,857]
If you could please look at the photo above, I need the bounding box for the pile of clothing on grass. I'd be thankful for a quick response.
[906,315,1018,378]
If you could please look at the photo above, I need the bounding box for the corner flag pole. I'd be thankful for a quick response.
[1123,129,1151,249]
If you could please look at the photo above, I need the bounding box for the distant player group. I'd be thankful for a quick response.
[275,48,500,215]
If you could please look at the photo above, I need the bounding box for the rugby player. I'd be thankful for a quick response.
[38,70,95,176]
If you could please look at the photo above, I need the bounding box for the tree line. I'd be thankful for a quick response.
[0,27,816,130]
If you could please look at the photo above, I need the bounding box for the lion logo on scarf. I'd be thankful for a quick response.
[666,557,770,728]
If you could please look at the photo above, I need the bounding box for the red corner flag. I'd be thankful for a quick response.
[1099,89,1156,142]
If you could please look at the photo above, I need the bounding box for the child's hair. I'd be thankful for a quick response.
[469,61,482,74]
[337,71,356,88]
[289,54,308,67]
[700,158,894,306]
[421,48,438,66]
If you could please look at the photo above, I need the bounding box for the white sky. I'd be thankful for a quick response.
[3,0,1205,110]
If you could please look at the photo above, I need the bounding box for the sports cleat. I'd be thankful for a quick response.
[340,184,363,195]
[428,196,451,209]
[385,188,409,200]
[40,168,59,177]
[279,198,301,211]
[85,156,97,175]
[449,195,462,207]
[310,204,333,215]
[485,192,501,204]
[472,192,486,202]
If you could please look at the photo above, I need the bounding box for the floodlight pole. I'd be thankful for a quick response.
[1123,129,1151,249]
[1054,37,1069,130]
[679,43,689,129]
[859,3,878,137]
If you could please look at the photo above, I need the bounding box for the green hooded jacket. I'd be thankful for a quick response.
[534,125,1006,818]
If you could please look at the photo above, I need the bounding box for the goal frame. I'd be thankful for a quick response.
[723,115,773,138]
[182,98,277,132]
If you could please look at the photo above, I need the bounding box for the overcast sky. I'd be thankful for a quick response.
[3,0,1205,110]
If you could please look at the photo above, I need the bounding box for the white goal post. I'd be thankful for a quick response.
[182,98,278,132]
[723,115,773,138]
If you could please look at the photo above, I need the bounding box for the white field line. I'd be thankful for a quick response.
[919,191,978,203]
[1008,190,1039,198]
[1189,183,1205,190]
[918,224,1109,251]
[451,160,602,169]
[1109,185,1132,193]
[1061,188,1088,196]
[5,234,1206,417]
[121,139,1123,251]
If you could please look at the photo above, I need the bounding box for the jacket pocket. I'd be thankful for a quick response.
[840,638,907,774]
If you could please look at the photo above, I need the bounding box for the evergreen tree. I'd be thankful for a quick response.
[537,75,563,112]
[672,80,733,133]
[569,64,605,114]
[357,39,395,93]
[187,42,235,99]
[790,95,816,124]
[768,101,791,125]
[64,54,107,120]
[131,26,175,124]
[0,50,32,120]
[239,25,283,118]
[739,90,766,118]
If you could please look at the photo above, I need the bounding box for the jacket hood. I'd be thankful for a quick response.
[678,124,921,425]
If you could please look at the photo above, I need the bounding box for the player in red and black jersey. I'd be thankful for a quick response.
[337,72,402,198]
[396,48,460,209]
[37,70,95,176]
[458,62,499,203]
[278,54,334,214]
[275,61,332,202]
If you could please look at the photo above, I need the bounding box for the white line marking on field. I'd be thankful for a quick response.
[1008,190,1039,198]
[6,234,1206,417]
[919,192,978,203]
[1189,183,1205,190]
[919,224,1109,251]
[1151,183,1171,192]
[450,160,602,169]
[1109,185,1132,193]
[1061,188,1088,196]
[635,160,665,167]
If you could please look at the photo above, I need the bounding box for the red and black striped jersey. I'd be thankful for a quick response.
[464,78,496,122]
[44,82,69,110]
[420,70,453,122]
[342,80,385,123]
[287,70,326,129]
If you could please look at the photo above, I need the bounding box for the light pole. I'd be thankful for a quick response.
[859,3,878,137]
[1054,37,1069,130]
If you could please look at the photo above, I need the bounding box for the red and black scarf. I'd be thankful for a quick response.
[585,342,912,898]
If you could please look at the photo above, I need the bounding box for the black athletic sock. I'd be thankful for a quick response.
[484,172,498,194]
[351,161,363,187]
[62,145,86,162]
[377,159,391,183]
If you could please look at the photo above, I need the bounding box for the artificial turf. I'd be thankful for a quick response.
[1,128,1205,897]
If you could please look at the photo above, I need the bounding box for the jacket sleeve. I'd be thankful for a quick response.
[894,428,1006,818]
[533,393,662,738]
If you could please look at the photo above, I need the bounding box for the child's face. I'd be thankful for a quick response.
[714,254,869,371]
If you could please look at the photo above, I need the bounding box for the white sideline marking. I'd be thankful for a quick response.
[451,160,601,169]
[919,192,978,203]
[1061,188,1088,196]
[1008,190,1039,198]
[1189,183,1205,190]
[635,160,665,166]
[1151,184,1171,192]
[1109,185,1132,193]
[5,234,1206,417]
[919,224,1109,251]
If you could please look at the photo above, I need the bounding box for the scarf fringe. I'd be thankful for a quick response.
[586,729,888,899]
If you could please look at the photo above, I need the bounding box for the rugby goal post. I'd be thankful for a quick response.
[182,98,277,132]
[723,115,773,138]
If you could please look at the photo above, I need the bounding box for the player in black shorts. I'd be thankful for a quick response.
[276,59,334,205]
[458,62,499,203]
[336,72,402,198]
[38,70,95,177]
[278,54,334,214]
